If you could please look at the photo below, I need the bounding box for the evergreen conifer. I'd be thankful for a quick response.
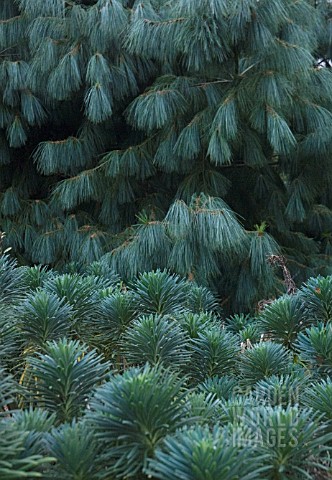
[1,0,332,308]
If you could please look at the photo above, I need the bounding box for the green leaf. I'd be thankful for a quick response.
[303,377,332,421]
[0,419,54,480]
[207,129,232,165]
[6,116,27,148]
[88,364,189,478]
[212,95,238,141]
[47,49,82,100]
[239,341,293,386]
[122,314,190,369]
[126,88,187,131]
[146,424,265,480]
[17,290,73,348]
[1,188,21,216]
[45,421,99,480]
[295,323,332,376]
[266,107,296,155]
[243,405,332,479]
[258,294,308,348]
[188,328,239,383]
[299,275,332,323]
[131,270,189,316]
[84,83,113,123]
[26,338,109,423]
[21,91,47,126]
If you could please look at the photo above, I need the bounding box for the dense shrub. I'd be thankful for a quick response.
[1,257,332,478]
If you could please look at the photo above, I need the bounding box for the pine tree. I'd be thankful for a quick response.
[2,0,332,309]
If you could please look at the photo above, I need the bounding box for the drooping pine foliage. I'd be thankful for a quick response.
[2,257,332,478]
[1,0,332,308]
